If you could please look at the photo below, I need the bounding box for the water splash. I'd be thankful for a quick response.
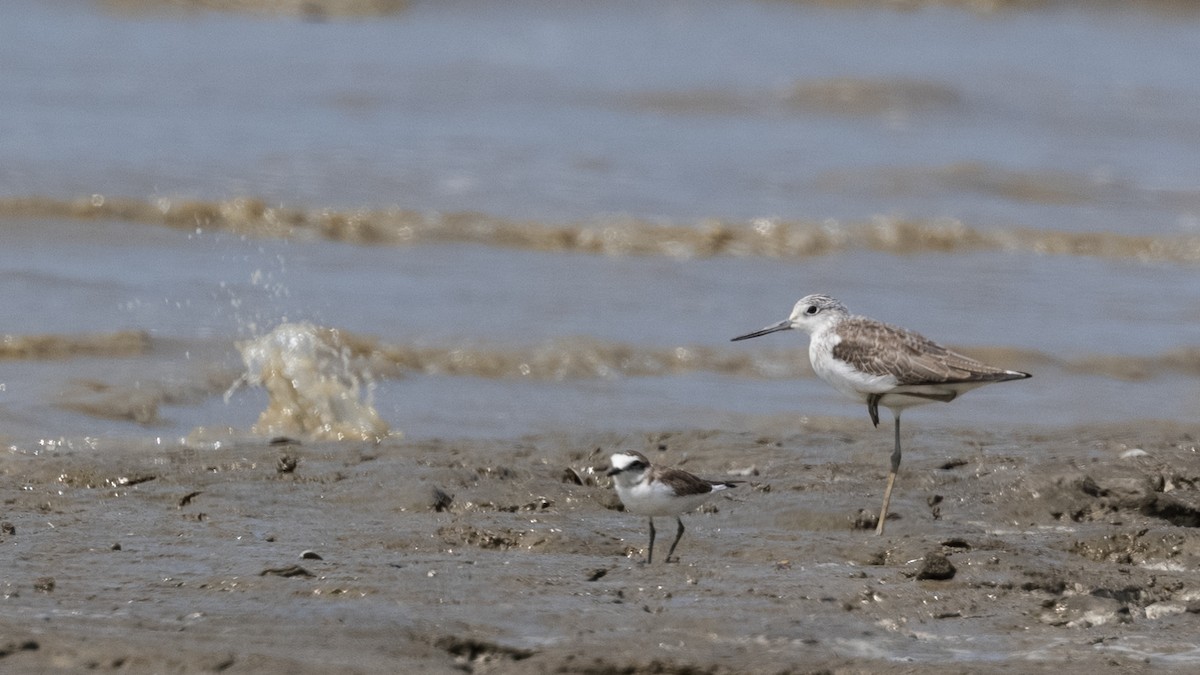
[231,322,391,442]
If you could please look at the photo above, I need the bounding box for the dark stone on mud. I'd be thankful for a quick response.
[0,522,14,535]
[431,486,454,512]
[916,552,956,580]
[260,565,314,578]
[585,568,608,581]
[276,454,299,474]
[0,640,38,658]
[33,577,55,593]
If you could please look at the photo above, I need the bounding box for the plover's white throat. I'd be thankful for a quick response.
[732,293,1031,535]
[607,451,740,564]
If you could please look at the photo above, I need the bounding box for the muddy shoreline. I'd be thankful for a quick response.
[2,421,1200,672]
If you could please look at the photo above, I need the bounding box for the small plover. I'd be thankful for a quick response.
[607,451,740,564]
[732,293,1030,535]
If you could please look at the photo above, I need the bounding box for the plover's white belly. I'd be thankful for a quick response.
[616,481,720,517]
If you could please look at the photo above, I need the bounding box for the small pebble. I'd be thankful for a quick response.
[276,455,299,474]
[916,552,956,581]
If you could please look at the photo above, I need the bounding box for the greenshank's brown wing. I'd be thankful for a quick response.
[832,317,1029,386]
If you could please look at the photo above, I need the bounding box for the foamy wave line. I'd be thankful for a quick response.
[5,328,1197,383]
[102,0,408,18]
[0,330,150,360]
[331,332,1200,383]
[5,195,1200,264]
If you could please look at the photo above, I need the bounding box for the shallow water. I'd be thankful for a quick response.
[5,1,1200,227]
[2,1,1200,668]
[3,212,1200,441]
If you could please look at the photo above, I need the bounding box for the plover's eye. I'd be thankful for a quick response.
[805,305,819,315]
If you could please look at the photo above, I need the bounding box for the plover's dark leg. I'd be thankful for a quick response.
[875,412,903,536]
[646,517,656,564]
[665,516,686,563]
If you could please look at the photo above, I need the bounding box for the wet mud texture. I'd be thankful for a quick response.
[3,422,1200,673]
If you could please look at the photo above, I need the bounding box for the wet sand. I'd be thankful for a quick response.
[3,420,1200,672]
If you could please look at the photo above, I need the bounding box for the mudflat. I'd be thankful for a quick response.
[2,420,1199,673]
